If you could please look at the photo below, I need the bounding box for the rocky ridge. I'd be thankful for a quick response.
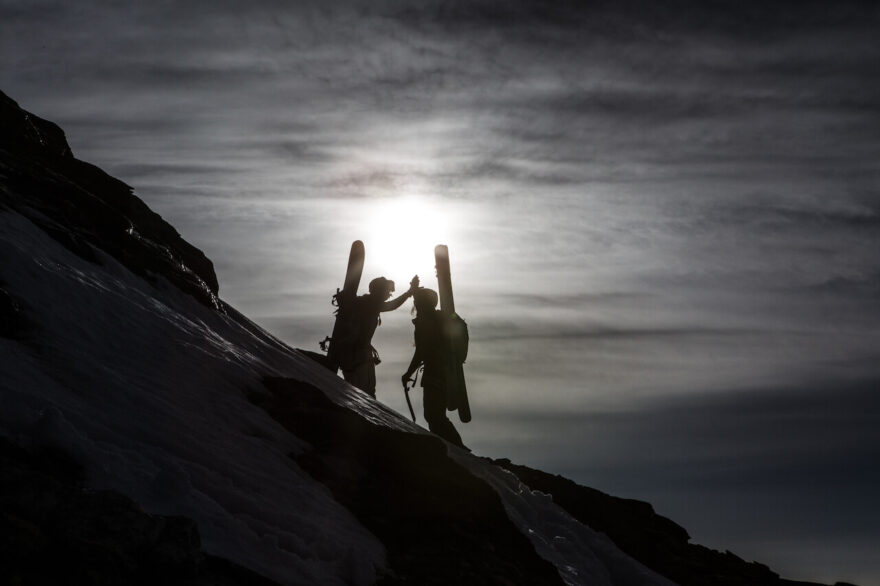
[0,90,219,310]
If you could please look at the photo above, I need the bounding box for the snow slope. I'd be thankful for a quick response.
[1,169,674,585]
[1,210,386,585]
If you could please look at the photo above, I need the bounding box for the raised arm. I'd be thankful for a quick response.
[380,275,419,312]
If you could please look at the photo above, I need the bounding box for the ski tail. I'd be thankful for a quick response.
[341,240,365,303]
[434,245,455,314]
[324,240,366,372]
[434,244,471,423]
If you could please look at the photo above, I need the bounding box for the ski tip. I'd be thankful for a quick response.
[434,244,448,254]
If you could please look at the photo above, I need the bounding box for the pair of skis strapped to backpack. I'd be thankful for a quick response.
[322,241,365,373]
[321,241,471,423]
[434,245,471,423]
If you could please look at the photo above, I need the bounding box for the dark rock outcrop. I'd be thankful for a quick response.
[257,377,565,586]
[0,284,28,340]
[495,459,834,586]
[0,89,220,309]
[0,436,279,586]
[0,92,72,159]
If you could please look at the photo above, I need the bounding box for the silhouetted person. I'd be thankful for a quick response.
[402,288,466,449]
[343,275,419,397]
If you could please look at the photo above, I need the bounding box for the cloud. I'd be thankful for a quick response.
[471,323,748,344]
[803,273,880,299]
[480,376,880,564]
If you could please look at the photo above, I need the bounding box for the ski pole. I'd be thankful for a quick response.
[403,380,416,423]
[403,367,421,423]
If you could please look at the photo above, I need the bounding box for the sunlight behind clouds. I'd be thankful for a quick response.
[364,195,452,289]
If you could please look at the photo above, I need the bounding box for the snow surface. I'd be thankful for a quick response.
[454,454,676,586]
[0,209,674,586]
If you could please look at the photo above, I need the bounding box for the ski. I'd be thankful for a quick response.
[324,240,365,373]
[434,244,471,423]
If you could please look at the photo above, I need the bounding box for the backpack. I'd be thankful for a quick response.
[442,312,469,365]
[322,290,364,371]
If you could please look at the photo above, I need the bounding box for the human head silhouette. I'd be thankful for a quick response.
[413,288,438,313]
[369,277,395,300]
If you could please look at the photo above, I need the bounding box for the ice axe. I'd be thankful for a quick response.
[402,372,417,423]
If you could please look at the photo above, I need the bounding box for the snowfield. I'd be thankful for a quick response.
[0,209,673,586]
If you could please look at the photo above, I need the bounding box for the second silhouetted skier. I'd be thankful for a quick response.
[402,288,466,449]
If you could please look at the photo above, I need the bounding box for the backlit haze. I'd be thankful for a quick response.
[3,1,879,583]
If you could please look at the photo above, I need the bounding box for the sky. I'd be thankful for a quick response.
[2,1,879,583]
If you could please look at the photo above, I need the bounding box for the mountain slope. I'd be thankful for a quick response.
[0,436,282,585]
[0,89,845,586]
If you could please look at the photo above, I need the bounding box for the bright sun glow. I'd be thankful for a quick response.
[365,196,451,291]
